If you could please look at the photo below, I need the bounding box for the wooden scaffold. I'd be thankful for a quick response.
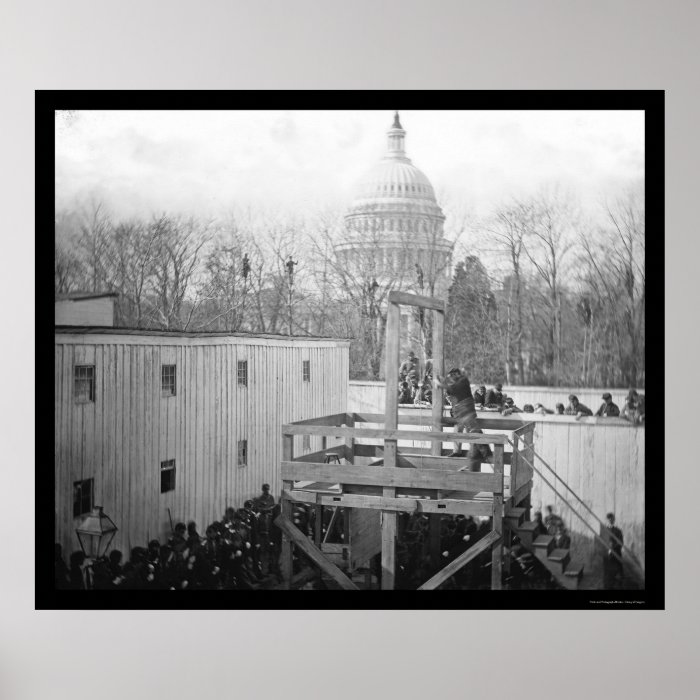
[274,290,537,591]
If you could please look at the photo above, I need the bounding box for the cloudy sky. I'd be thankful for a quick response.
[55,109,644,227]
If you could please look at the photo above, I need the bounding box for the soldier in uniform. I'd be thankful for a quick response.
[595,392,620,417]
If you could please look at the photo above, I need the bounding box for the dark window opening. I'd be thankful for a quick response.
[160,459,176,493]
[238,440,248,467]
[74,365,95,402]
[73,478,94,518]
[161,364,176,396]
[303,360,311,382]
[237,360,248,386]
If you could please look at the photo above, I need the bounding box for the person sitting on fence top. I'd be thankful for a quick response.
[434,367,491,469]
[621,390,645,425]
[399,351,419,382]
[564,394,593,418]
[555,402,565,415]
[595,392,620,417]
[398,380,414,404]
[501,396,522,415]
[523,404,534,413]
[473,385,487,407]
[485,383,504,408]
[414,377,432,406]
[534,402,554,415]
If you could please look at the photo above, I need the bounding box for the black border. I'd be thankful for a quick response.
[38,90,663,610]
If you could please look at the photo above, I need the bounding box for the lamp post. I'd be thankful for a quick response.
[75,506,118,560]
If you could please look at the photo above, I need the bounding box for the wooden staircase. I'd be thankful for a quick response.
[504,505,584,590]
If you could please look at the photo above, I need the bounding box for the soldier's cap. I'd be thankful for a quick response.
[495,383,503,390]
[568,394,578,401]
[602,392,612,400]
[447,367,461,376]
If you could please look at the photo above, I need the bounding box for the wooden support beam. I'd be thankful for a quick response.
[398,453,511,469]
[283,490,495,516]
[418,531,502,591]
[273,514,359,590]
[344,415,355,465]
[281,462,503,492]
[288,413,351,427]
[429,307,446,565]
[280,434,295,589]
[293,444,349,464]
[491,444,505,590]
[281,424,507,444]
[382,301,401,590]
[388,290,446,312]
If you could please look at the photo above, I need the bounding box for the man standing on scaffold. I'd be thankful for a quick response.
[434,368,492,472]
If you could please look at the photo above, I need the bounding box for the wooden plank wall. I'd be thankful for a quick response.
[347,382,645,570]
[55,333,349,557]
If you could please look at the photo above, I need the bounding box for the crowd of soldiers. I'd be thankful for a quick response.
[397,350,645,424]
[55,484,284,590]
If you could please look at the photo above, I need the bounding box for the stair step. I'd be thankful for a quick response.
[518,521,540,533]
[564,563,584,579]
[532,535,555,556]
[547,548,571,572]
[504,507,526,527]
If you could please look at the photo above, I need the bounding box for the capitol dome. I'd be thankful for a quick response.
[344,112,446,235]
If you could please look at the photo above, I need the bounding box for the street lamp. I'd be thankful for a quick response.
[75,506,118,560]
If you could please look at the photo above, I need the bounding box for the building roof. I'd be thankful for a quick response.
[54,326,352,344]
[55,292,119,301]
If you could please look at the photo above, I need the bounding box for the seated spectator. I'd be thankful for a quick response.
[534,403,554,414]
[398,381,413,404]
[409,374,420,399]
[186,521,202,550]
[595,392,620,417]
[414,378,432,405]
[532,511,548,536]
[553,523,571,550]
[544,505,564,536]
[564,394,593,417]
[485,383,504,408]
[621,390,645,424]
[555,403,565,415]
[399,351,419,382]
[523,404,534,413]
[473,385,487,406]
[501,396,522,415]
[423,358,433,381]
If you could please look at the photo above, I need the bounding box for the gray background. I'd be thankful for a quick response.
[1,1,696,698]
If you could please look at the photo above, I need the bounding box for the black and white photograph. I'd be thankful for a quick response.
[43,94,659,608]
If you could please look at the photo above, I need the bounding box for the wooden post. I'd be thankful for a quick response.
[344,415,355,465]
[281,434,295,588]
[429,308,445,565]
[492,443,504,590]
[381,300,401,590]
[524,425,535,519]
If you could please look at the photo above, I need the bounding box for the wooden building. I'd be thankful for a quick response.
[55,292,118,327]
[54,327,349,557]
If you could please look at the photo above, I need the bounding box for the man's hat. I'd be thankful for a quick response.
[262,483,270,490]
[479,385,486,391]
[568,394,577,401]
[602,392,612,400]
[495,383,503,390]
[447,367,461,376]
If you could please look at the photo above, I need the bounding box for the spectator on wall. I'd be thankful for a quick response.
[595,392,620,417]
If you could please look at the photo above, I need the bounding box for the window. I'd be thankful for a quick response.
[160,459,176,493]
[73,478,94,518]
[161,364,176,396]
[237,360,248,386]
[238,440,248,467]
[74,365,95,402]
[303,360,311,382]
[302,434,311,452]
